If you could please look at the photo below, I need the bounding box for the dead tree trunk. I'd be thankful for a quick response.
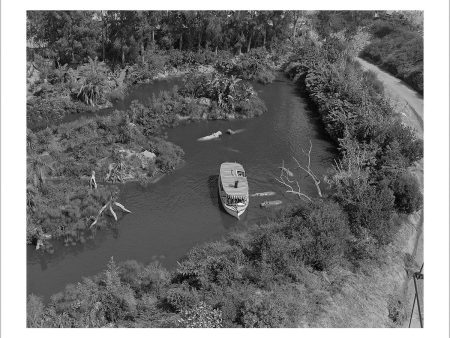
[90,196,131,228]
[275,160,312,202]
[275,140,323,201]
[293,140,323,197]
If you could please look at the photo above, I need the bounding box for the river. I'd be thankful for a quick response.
[27,73,337,301]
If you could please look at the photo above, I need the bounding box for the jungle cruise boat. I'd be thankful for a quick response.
[218,162,249,219]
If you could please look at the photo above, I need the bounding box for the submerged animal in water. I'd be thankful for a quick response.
[226,128,245,135]
[251,191,276,197]
[198,131,222,141]
[224,147,240,153]
[260,200,282,208]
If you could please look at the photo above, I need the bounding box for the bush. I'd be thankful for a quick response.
[303,201,351,270]
[215,47,276,84]
[238,291,292,328]
[255,68,276,84]
[27,96,93,129]
[334,175,396,245]
[177,302,223,328]
[164,284,200,311]
[152,140,184,172]
[27,295,45,327]
[390,172,423,214]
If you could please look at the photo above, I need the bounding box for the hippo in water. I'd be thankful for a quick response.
[197,131,222,141]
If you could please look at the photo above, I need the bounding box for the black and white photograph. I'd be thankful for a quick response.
[1,0,449,336]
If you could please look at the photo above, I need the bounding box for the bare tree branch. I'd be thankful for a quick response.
[275,140,323,201]
[90,195,131,228]
[293,140,322,197]
[275,161,312,202]
[90,203,108,228]
[114,202,131,213]
[109,204,117,221]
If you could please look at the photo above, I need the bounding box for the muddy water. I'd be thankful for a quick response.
[27,74,337,300]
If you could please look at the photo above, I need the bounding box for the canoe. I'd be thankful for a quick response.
[260,200,283,208]
[218,162,249,219]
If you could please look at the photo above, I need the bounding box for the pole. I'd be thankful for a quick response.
[408,292,417,328]
[408,263,424,328]
[413,275,423,328]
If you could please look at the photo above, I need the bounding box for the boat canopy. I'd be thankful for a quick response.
[220,162,249,197]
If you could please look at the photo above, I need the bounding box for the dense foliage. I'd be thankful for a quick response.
[27,56,127,129]
[215,47,276,84]
[27,11,291,128]
[27,71,266,248]
[28,201,354,328]
[27,11,423,328]
[27,11,299,66]
[360,17,423,93]
[180,71,267,118]
[284,35,423,251]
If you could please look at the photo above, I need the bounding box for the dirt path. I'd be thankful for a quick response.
[356,57,424,328]
[356,57,423,138]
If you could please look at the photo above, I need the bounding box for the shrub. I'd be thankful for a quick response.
[27,295,45,327]
[74,57,111,106]
[238,292,292,328]
[164,284,200,311]
[215,48,276,84]
[177,301,223,328]
[152,140,184,172]
[255,68,276,84]
[338,177,396,245]
[27,96,93,129]
[303,200,351,270]
[390,172,423,214]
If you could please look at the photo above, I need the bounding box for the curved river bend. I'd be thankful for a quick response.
[27,74,337,300]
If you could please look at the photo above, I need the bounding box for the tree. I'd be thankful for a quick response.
[390,171,423,214]
[205,11,225,53]
[27,11,101,65]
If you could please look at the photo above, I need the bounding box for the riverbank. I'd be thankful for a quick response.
[27,71,337,305]
[356,56,424,327]
[281,36,423,327]
[27,37,424,328]
[27,48,278,131]
[27,68,267,251]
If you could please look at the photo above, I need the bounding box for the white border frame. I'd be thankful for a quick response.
[2,1,449,337]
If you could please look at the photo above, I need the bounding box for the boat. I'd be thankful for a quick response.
[218,162,249,219]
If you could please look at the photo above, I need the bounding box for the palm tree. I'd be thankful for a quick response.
[27,153,54,188]
[76,57,109,106]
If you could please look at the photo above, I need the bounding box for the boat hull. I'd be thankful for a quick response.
[218,183,248,219]
[220,197,248,219]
